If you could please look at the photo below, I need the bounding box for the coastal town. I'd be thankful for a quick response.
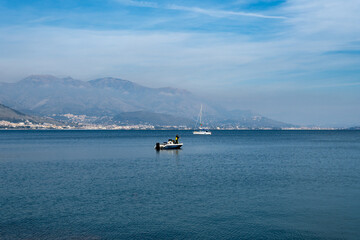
[0,119,341,130]
[0,120,157,130]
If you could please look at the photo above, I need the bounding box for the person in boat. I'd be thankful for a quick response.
[175,135,179,144]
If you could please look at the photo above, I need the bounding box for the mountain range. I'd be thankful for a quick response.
[0,103,37,123]
[0,75,293,128]
[0,103,59,124]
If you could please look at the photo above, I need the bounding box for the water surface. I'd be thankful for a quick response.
[0,130,359,239]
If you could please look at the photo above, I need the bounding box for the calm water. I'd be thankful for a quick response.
[0,130,360,239]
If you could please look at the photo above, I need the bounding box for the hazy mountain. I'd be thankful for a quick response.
[0,103,58,124]
[112,111,194,126]
[0,75,205,118]
[211,116,292,129]
[0,103,33,122]
[0,75,293,128]
[0,75,135,116]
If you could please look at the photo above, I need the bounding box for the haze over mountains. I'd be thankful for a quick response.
[0,75,292,128]
[0,103,39,123]
[0,103,60,125]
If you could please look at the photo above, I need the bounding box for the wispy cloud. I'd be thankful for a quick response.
[167,5,286,19]
[116,0,286,19]
[28,16,61,24]
[116,0,158,8]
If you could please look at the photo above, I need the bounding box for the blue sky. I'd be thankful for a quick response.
[0,0,360,126]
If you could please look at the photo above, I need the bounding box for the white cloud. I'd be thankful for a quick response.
[282,0,360,38]
[166,4,286,19]
[115,0,286,19]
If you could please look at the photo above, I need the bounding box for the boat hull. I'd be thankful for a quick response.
[193,131,212,135]
[155,142,183,150]
[163,143,183,149]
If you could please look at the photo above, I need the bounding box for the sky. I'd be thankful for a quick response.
[0,0,359,126]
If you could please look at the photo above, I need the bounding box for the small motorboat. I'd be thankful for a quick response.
[155,139,183,150]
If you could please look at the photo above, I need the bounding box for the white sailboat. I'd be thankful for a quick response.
[193,104,212,135]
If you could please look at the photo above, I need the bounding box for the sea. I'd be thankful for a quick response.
[0,130,359,239]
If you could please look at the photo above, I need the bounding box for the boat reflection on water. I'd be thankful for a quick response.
[155,148,181,161]
[155,148,181,155]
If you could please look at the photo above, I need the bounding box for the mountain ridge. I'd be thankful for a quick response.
[0,75,294,128]
[0,102,60,124]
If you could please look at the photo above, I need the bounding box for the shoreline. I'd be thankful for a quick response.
[0,128,358,131]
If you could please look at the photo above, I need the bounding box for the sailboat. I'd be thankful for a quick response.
[193,104,212,135]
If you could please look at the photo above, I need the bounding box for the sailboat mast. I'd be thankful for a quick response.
[193,104,212,135]
[199,104,202,127]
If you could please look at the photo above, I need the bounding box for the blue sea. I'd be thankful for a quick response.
[0,130,359,239]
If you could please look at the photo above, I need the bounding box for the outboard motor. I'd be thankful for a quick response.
[155,142,161,151]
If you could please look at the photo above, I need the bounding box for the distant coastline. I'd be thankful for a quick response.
[1,80,358,130]
[0,120,356,131]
